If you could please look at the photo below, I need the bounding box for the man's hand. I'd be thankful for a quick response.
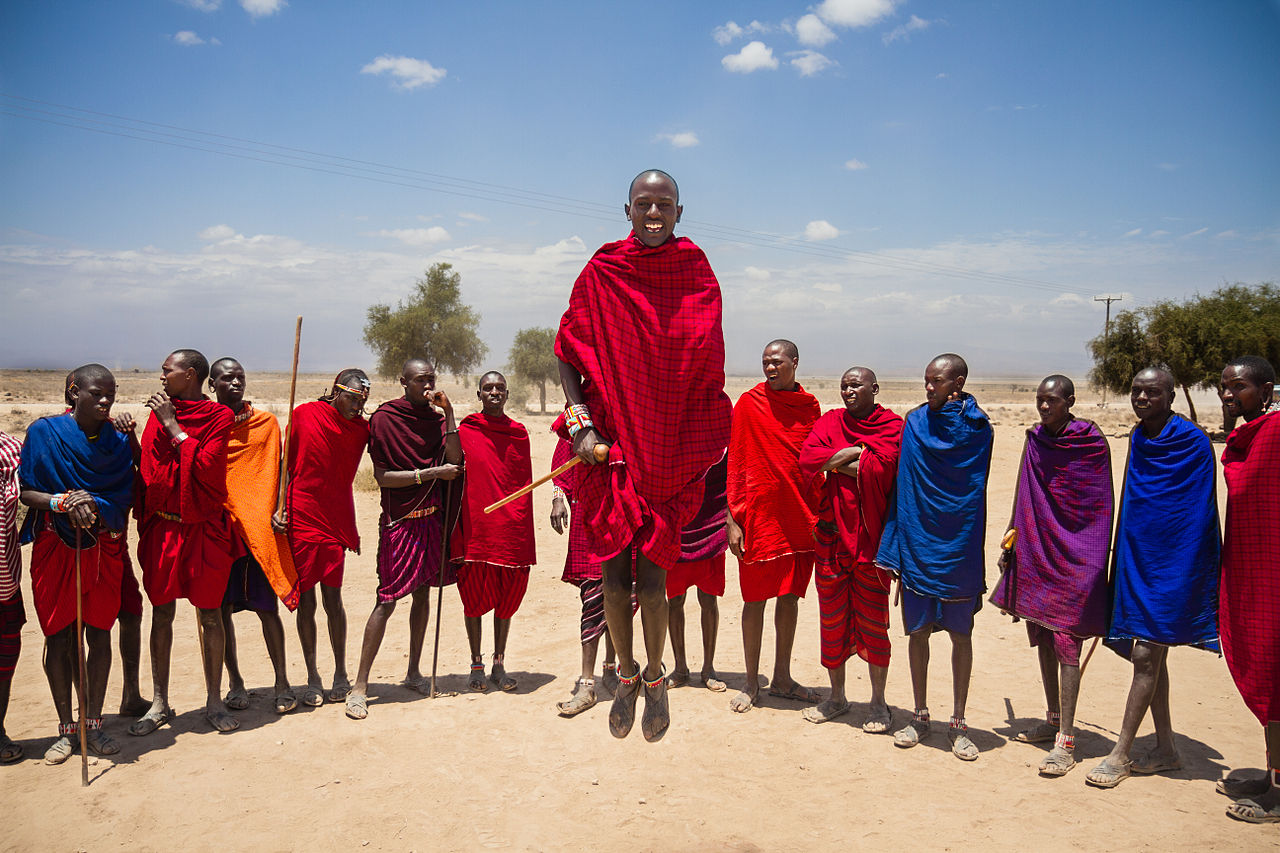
[429,390,453,414]
[145,391,178,429]
[572,427,606,465]
[550,496,569,535]
[271,508,288,534]
[64,489,97,529]
[113,412,137,434]
[726,514,745,559]
[430,463,463,481]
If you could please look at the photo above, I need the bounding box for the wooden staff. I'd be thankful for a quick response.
[73,527,88,787]
[275,316,303,522]
[483,444,608,514]
[429,479,455,699]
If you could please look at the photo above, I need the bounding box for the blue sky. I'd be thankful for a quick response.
[1,1,1277,378]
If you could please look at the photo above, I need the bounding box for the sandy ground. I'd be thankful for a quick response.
[0,371,1268,852]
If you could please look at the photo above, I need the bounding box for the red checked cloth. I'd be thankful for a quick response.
[452,413,535,567]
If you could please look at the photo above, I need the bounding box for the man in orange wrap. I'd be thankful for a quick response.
[130,349,239,736]
[727,340,823,713]
[452,372,535,693]
[209,358,298,715]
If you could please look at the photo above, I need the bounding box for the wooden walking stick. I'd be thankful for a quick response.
[483,443,609,514]
[429,479,457,699]
[276,316,303,524]
[73,526,89,787]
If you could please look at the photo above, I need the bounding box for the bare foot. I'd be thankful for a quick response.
[490,662,517,692]
[862,702,892,734]
[127,704,174,737]
[224,685,250,711]
[600,663,619,695]
[729,686,761,714]
[609,667,641,738]
[641,671,669,742]
[327,676,352,703]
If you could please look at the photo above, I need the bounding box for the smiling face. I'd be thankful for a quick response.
[624,172,682,248]
[1036,378,1074,434]
[840,367,878,419]
[477,372,509,417]
[924,358,965,411]
[762,343,798,392]
[401,360,437,406]
[1219,365,1271,422]
[160,353,198,399]
[1130,368,1174,427]
[209,359,246,408]
[70,373,116,427]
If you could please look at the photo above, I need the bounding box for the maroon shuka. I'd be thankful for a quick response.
[555,234,732,570]
[367,396,449,522]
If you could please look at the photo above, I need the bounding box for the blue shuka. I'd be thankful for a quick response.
[18,413,135,548]
[1107,413,1220,655]
[875,394,994,600]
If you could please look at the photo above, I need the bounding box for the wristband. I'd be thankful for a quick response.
[171,431,189,448]
[565,403,594,438]
[551,485,566,502]
[414,469,423,486]
[49,493,67,513]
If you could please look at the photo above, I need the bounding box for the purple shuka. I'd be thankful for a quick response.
[990,418,1113,637]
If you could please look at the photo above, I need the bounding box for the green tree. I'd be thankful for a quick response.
[363,263,487,378]
[507,326,560,413]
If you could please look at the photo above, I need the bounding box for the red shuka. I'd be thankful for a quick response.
[555,235,732,570]
[798,404,904,563]
[1219,410,1280,725]
[287,400,369,552]
[726,382,822,562]
[452,413,535,567]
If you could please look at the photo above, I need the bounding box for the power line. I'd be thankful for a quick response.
[2,93,1092,296]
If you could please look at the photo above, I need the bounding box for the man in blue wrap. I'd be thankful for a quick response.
[1085,367,1220,788]
[876,353,993,761]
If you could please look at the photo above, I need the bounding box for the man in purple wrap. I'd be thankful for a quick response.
[990,375,1113,777]
[345,359,462,720]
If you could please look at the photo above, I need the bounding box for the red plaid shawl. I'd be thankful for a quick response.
[139,397,233,523]
[452,413,535,567]
[555,234,732,569]
[287,400,368,552]
[727,382,822,562]
[798,404,903,564]
[1220,410,1280,724]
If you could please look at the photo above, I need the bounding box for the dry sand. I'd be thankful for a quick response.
[0,371,1267,852]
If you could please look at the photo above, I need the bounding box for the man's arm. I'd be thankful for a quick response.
[20,487,97,528]
[822,445,863,477]
[558,359,607,465]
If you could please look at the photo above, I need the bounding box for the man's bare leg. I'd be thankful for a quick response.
[0,664,17,763]
[220,602,249,710]
[198,606,237,732]
[770,593,815,700]
[805,661,849,723]
[347,599,397,719]
[731,600,766,712]
[295,588,324,703]
[1016,643,1062,742]
[1086,641,1169,786]
[894,629,931,746]
[1039,654,1081,774]
[557,630,603,716]
[320,586,349,700]
[490,615,516,691]
[257,610,294,712]
[601,629,619,693]
[42,628,78,762]
[948,631,978,759]
[1134,654,1181,771]
[635,555,670,740]
[463,613,486,691]
[603,551,641,737]
[667,592,690,686]
[403,586,430,690]
[697,590,724,690]
[129,601,175,736]
[116,609,148,716]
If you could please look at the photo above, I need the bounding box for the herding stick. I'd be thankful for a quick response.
[275,316,303,523]
[483,444,609,514]
[429,479,456,699]
[74,526,89,786]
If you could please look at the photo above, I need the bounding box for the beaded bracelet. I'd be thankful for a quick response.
[565,403,594,438]
[170,431,189,448]
[49,493,67,513]
[551,485,566,502]
[414,469,423,486]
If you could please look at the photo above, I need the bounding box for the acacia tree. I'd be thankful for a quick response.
[363,263,487,378]
[507,326,560,413]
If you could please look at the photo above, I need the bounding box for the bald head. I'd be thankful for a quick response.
[765,339,799,360]
[930,353,969,381]
[67,363,116,425]
[478,370,506,387]
[628,169,679,204]
[169,348,210,383]
[840,366,879,418]
[69,363,113,394]
[1039,374,1075,398]
[209,357,243,382]
[925,353,968,410]
[401,358,432,379]
[1133,366,1175,395]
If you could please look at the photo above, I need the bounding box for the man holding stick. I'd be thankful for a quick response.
[556,169,732,741]
[130,348,239,735]
[346,359,462,720]
[19,364,135,762]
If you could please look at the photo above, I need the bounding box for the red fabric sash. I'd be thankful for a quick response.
[554,235,732,568]
[1220,410,1280,723]
[727,382,822,562]
[287,400,368,551]
[451,413,535,566]
[798,404,904,564]
[368,396,446,521]
[139,397,233,523]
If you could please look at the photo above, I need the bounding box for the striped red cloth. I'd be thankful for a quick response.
[0,431,21,602]
[1220,410,1280,725]
[555,234,732,570]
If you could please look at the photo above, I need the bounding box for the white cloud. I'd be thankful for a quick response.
[816,0,898,28]
[1150,229,1170,237]
[712,20,769,45]
[844,158,869,171]
[744,266,771,281]
[882,14,932,45]
[173,31,205,46]
[722,41,779,73]
[795,13,837,47]
[936,72,948,79]
[805,220,840,241]
[1180,227,1208,239]
[1049,293,1090,308]
[458,212,489,223]
[361,55,447,90]
[180,0,221,11]
[374,227,451,246]
[1215,230,1238,239]
[198,224,237,242]
[1156,162,1179,171]
[240,0,286,17]
[533,236,588,258]
[813,282,843,293]
[1123,227,1142,237]
[790,50,835,77]
[655,131,700,149]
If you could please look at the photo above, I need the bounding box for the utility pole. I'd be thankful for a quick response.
[1094,295,1122,406]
